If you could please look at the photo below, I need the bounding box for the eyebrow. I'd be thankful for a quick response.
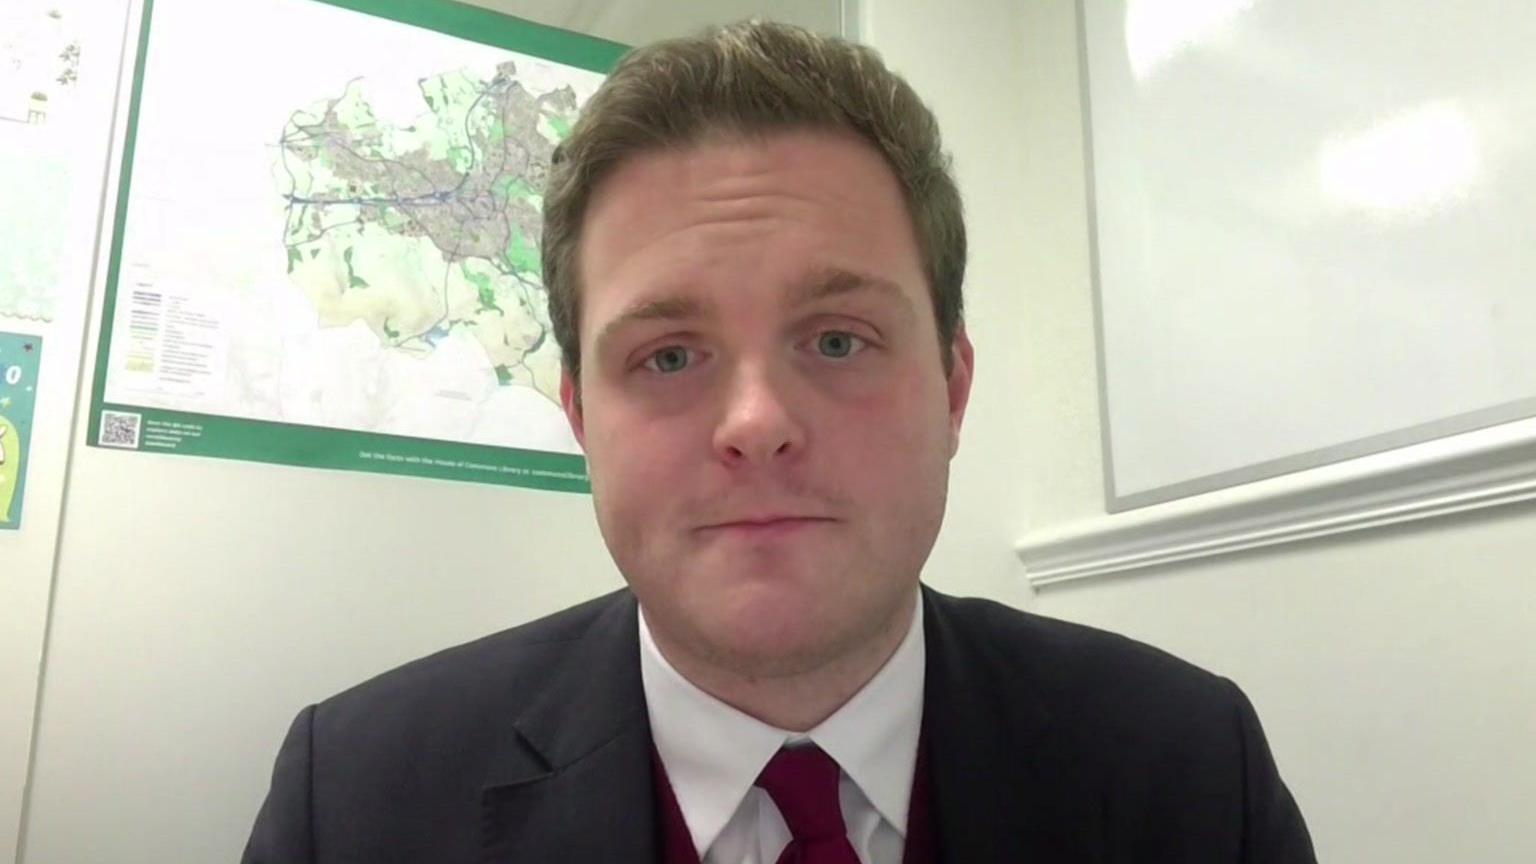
[592,267,914,356]
[594,295,710,357]
[788,267,915,312]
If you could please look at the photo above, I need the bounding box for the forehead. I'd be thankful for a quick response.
[575,129,927,331]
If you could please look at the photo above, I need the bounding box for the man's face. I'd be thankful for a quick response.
[562,129,973,678]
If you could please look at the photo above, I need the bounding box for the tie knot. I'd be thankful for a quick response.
[754,745,847,842]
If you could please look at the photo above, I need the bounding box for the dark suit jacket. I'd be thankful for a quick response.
[242,586,1316,862]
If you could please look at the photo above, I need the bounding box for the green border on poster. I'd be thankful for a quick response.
[0,333,43,530]
[94,402,590,491]
[87,0,628,493]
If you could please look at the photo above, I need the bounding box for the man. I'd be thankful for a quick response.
[244,20,1315,864]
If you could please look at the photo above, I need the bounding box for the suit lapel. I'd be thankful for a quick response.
[478,591,659,863]
[922,586,1101,862]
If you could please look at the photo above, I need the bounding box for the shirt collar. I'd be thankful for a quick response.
[639,592,926,858]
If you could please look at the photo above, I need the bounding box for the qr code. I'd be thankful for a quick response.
[99,410,142,449]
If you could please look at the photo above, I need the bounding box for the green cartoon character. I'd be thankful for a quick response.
[1,332,41,529]
[0,418,17,525]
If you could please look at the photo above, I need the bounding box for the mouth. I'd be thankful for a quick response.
[699,516,836,538]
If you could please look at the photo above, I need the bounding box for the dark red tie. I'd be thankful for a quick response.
[755,745,861,864]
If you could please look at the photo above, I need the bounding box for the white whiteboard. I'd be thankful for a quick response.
[1081,0,1536,509]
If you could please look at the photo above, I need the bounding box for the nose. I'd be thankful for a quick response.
[712,361,806,468]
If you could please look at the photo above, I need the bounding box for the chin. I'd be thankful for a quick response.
[715,580,822,635]
[692,581,861,673]
[703,623,843,680]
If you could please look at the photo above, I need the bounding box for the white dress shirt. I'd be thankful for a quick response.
[638,593,926,864]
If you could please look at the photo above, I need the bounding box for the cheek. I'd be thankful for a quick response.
[833,365,951,450]
[584,405,696,535]
[847,374,955,507]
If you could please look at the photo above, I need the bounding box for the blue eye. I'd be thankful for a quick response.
[816,331,865,359]
[644,346,692,373]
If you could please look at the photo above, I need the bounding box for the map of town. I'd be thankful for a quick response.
[276,60,577,405]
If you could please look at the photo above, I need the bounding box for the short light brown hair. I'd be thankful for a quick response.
[541,19,965,381]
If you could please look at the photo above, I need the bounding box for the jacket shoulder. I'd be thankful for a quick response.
[930,591,1240,736]
[925,593,1315,860]
[313,590,629,735]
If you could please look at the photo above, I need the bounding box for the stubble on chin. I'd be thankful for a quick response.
[650,573,917,688]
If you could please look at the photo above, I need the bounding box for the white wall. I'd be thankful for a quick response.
[20,442,618,863]
[982,2,1536,862]
[0,3,133,857]
[0,320,90,864]
[15,0,1535,862]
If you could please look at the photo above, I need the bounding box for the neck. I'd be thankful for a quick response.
[646,588,919,732]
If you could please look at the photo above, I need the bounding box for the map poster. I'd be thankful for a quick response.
[87,0,626,492]
[0,333,42,529]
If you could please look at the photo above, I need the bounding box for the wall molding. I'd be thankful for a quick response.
[1018,418,1536,586]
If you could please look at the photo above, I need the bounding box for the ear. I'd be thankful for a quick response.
[945,324,975,458]
[560,365,587,450]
